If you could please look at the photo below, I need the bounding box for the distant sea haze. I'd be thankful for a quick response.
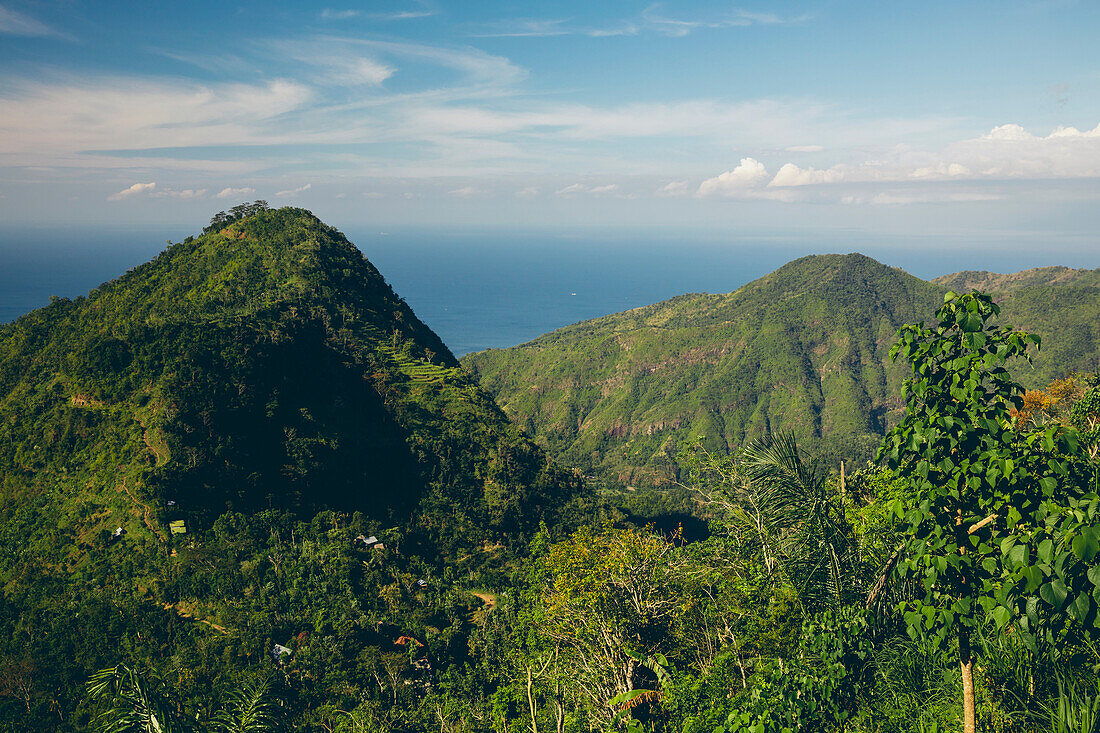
[1,228,1097,357]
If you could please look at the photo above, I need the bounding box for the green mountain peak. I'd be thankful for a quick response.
[0,208,576,572]
[462,252,1100,488]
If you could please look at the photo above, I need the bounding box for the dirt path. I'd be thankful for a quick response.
[471,592,496,609]
[163,603,229,634]
[119,476,163,540]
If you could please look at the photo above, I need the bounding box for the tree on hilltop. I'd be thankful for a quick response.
[203,200,270,234]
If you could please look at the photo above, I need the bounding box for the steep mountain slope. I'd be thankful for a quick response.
[462,255,1100,487]
[0,207,587,729]
[0,207,576,571]
[462,254,944,486]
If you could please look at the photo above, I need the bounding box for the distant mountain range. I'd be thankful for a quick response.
[462,254,1100,488]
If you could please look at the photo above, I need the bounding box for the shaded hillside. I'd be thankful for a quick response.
[462,254,944,486]
[932,265,1091,293]
[996,268,1100,385]
[462,255,1100,488]
[0,207,578,571]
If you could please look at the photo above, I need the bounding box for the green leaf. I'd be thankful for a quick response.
[1073,529,1100,563]
[1087,564,1100,588]
[608,689,650,707]
[1040,580,1069,610]
[1021,566,1043,592]
[1038,539,1054,565]
[959,311,982,333]
[990,605,1012,628]
[1069,593,1092,623]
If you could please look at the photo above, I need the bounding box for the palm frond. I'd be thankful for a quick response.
[210,676,284,733]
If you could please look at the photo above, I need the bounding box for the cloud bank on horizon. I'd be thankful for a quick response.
[0,0,1098,239]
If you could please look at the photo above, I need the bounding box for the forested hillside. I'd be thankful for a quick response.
[0,206,583,728]
[462,255,1100,487]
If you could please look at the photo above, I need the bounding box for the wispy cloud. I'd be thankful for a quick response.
[640,4,811,36]
[155,188,206,199]
[655,180,690,197]
[447,185,483,197]
[477,4,809,38]
[275,183,311,197]
[0,76,312,160]
[0,5,69,38]
[555,183,586,196]
[321,7,435,21]
[216,186,255,199]
[555,182,622,196]
[320,9,361,20]
[474,18,572,38]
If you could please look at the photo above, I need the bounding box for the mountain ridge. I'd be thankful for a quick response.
[462,253,1100,487]
[932,265,1095,294]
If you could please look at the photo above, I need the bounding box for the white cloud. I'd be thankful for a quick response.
[275,183,311,197]
[693,121,1100,204]
[556,183,587,196]
[515,186,539,197]
[108,182,156,200]
[588,184,619,194]
[696,158,769,196]
[769,163,848,187]
[656,180,690,197]
[910,163,971,179]
[347,58,396,86]
[785,144,825,153]
[362,191,385,198]
[447,186,483,197]
[216,186,255,199]
[0,6,67,38]
[982,124,1034,142]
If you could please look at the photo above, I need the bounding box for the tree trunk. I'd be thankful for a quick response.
[526,664,539,733]
[960,627,976,733]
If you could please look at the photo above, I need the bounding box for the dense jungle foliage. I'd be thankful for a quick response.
[2,209,1099,733]
[0,207,588,729]
[462,255,1100,490]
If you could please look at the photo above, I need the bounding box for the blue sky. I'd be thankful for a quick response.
[1,0,1099,251]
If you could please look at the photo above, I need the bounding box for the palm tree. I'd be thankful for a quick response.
[86,663,182,733]
[687,431,858,609]
[740,431,854,608]
[86,664,284,733]
[210,676,285,733]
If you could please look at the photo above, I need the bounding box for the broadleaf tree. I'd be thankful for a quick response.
[879,291,1100,733]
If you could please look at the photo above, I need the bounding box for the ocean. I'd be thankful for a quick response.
[2,227,1097,357]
